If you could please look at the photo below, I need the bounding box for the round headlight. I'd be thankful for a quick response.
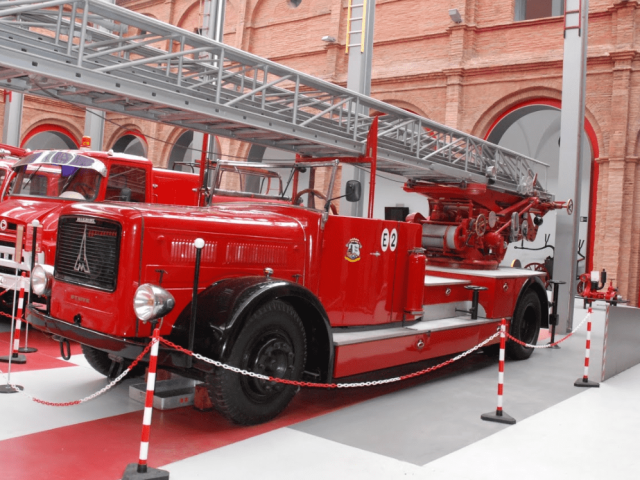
[32,264,54,296]
[133,283,175,322]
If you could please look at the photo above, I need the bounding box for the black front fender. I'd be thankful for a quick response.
[168,277,334,379]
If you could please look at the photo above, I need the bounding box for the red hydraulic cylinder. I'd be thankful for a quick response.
[405,250,426,314]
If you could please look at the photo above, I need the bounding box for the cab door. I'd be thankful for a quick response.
[317,216,400,327]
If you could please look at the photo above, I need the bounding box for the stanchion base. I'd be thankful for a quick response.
[0,354,27,364]
[546,343,560,349]
[574,378,600,388]
[0,384,24,394]
[121,464,169,480]
[481,410,516,425]
[18,347,38,353]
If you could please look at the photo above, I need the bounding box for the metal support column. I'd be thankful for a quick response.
[344,0,376,217]
[2,90,23,146]
[195,0,226,170]
[84,109,105,150]
[556,0,589,332]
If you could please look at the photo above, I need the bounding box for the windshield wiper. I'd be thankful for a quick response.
[21,165,43,189]
[60,168,81,193]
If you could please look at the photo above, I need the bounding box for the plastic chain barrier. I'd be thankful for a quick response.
[0,339,155,406]
[1,311,591,406]
[159,331,501,389]
[506,310,590,349]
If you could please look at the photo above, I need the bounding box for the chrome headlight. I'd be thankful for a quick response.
[31,264,54,296]
[133,283,175,322]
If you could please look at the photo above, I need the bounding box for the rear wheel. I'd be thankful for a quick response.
[81,345,143,379]
[506,290,541,360]
[207,300,306,425]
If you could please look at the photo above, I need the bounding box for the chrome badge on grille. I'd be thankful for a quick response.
[76,217,96,224]
[74,225,91,273]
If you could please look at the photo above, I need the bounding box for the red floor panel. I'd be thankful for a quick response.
[0,384,418,480]
[0,327,83,372]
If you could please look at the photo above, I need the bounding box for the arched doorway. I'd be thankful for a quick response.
[168,131,221,173]
[485,99,598,275]
[112,132,147,157]
[21,125,79,150]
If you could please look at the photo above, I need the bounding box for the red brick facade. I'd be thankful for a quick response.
[1,0,639,303]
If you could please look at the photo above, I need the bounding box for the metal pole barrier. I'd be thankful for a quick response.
[0,271,27,365]
[187,238,204,369]
[574,307,599,388]
[547,280,565,348]
[0,270,24,393]
[19,220,40,354]
[481,318,516,424]
[121,325,169,480]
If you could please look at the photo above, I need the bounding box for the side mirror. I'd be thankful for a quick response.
[345,180,361,203]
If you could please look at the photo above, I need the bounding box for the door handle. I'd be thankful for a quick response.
[370,252,381,257]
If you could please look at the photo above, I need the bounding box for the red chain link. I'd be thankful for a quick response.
[506,330,576,348]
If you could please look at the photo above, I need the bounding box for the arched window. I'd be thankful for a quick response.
[485,100,598,273]
[112,132,147,157]
[21,125,79,150]
[168,131,221,173]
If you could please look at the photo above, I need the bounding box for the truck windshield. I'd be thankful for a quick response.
[10,151,106,201]
[209,160,339,210]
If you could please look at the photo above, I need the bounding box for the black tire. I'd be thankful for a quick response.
[81,344,144,379]
[207,300,307,425]
[506,290,541,360]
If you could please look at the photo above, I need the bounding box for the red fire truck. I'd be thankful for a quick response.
[26,150,570,425]
[0,147,200,302]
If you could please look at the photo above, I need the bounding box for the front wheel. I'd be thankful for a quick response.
[506,290,541,360]
[207,300,307,425]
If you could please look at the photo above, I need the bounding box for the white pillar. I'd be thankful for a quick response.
[556,0,589,332]
[2,91,23,147]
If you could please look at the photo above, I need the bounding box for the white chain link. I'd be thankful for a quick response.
[192,352,271,381]
[511,311,590,349]
[0,338,157,406]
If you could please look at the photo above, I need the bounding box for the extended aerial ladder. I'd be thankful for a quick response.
[0,0,551,195]
[0,0,570,270]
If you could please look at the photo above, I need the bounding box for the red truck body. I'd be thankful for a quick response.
[27,159,550,425]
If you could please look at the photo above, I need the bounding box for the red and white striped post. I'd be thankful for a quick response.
[481,318,516,425]
[0,272,27,365]
[121,327,169,480]
[575,307,600,388]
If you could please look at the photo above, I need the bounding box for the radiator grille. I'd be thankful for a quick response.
[55,216,121,292]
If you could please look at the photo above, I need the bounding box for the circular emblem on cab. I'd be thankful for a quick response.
[0,219,6,231]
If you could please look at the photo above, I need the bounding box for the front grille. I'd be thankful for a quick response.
[55,216,121,292]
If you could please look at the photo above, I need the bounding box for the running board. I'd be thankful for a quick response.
[332,316,498,346]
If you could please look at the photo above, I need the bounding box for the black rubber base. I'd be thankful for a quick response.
[574,378,600,388]
[121,464,170,480]
[546,343,561,349]
[0,354,27,364]
[481,410,516,425]
[0,384,24,394]
[18,347,38,353]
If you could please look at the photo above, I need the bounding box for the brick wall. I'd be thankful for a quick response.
[2,0,639,303]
